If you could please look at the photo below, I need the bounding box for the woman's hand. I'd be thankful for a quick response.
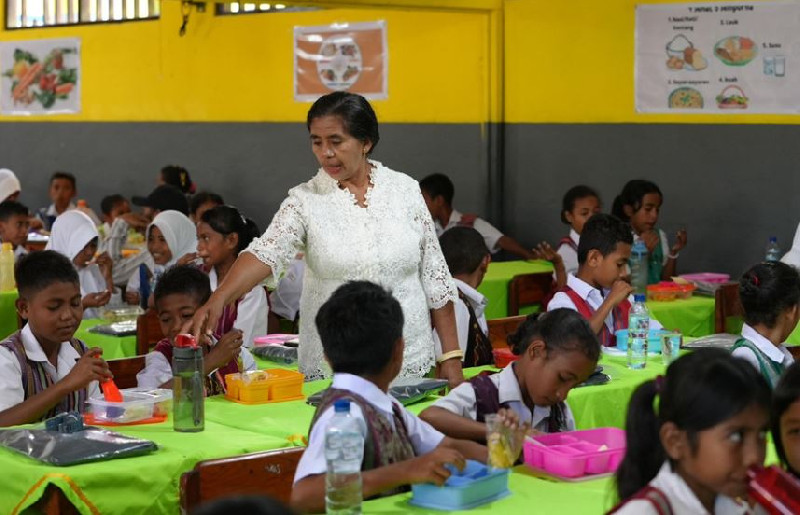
[438,358,465,389]
[186,292,226,340]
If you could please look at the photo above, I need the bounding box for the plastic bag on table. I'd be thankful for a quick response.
[682,333,740,350]
[251,344,298,364]
[307,378,448,407]
[0,427,157,466]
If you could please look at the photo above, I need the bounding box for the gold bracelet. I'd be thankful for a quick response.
[437,350,464,363]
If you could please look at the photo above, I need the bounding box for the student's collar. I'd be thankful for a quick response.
[20,324,68,363]
[331,373,394,417]
[497,364,524,405]
[566,273,598,300]
[453,278,487,308]
[569,228,579,244]
[741,323,789,363]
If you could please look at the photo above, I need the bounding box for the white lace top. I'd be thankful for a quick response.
[245,161,457,381]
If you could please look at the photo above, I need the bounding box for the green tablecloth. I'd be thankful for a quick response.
[478,260,554,319]
[75,319,138,359]
[0,289,18,340]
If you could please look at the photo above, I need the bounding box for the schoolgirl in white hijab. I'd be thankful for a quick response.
[0,169,21,202]
[45,210,118,319]
[125,210,197,303]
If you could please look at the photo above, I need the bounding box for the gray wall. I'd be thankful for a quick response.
[3,121,798,277]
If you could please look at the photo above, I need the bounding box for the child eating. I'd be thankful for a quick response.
[0,200,30,262]
[0,251,110,426]
[557,185,601,276]
[291,281,486,513]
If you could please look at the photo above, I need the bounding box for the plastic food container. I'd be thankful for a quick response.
[647,282,695,301]
[523,428,626,479]
[410,460,510,510]
[86,391,157,423]
[615,329,670,353]
[224,369,305,404]
[492,348,519,368]
[128,388,173,417]
[253,334,299,347]
[679,273,730,284]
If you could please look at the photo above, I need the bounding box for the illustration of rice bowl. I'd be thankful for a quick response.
[665,35,707,71]
[666,35,693,58]
[668,87,704,109]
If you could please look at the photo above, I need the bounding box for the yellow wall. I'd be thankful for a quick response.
[505,0,800,124]
[0,2,492,122]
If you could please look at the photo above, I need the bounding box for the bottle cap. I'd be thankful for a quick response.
[333,399,350,413]
[634,294,646,302]
[1,242,11,251]
[174,334,198,348]
[77,199,87,208]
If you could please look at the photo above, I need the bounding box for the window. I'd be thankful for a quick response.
[6,0,160,28]
[215,2,319,15]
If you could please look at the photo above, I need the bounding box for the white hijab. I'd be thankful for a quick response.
[782,222,800,267]
[0,169,21,202]
[147,210,197,266]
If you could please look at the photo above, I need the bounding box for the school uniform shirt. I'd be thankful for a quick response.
[0,324,100,412]
[432,278,488,360]
[209,268,268,348]
[294,373,445,483]
[135,342,256,390]
[547,274,662,332]
[732,323,795,373]
[557,229,580,276]
[269,258,305,320]
[434,209,504,254]
[13,244,27,262]
[35,202,76,231]
[611,462,754,514]
[98,218,151,288]
[431,363,577,433]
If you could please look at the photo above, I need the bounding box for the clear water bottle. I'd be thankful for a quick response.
[630,240,648,295]
[627,294,649,370]
[325,399,364,514]
[766,237,781,262]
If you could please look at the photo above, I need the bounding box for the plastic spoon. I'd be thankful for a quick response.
[102,378,123,402]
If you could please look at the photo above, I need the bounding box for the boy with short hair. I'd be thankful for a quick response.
[291,281,486,513]
[0,251,110,427]
[435,227,493,367]
[548,213,659,347]
[36,172,77,231]
[0,200,30,262]
[136,265,256,392]
[98,194,150,287]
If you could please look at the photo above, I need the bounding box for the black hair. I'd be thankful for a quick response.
[615,349,771,502]
[507,308,600,362]
[50,171,76,189]
[153,265,212,307]
[307,92,380,155]
[418,173,454,206]
[773,362,800,477]
[161,165,193,194]
[189,192,225,216]
[316,281,404,377]
[200,206,260,253]
[100,194,127,216]
[611,180,662,222]
[739,262,800,328]
[439,227,489,276]
[577,213,633,264]
[561,185,601,224]
[191,496,295,515]
[0,200,29,221]
[16,250,79,299]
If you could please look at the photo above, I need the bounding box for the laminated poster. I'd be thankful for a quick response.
[294,21,387,102]
[0,38,80,115]
[636,2,800,113]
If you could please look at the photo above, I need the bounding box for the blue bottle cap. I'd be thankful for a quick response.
[634,294,646,303]
[334,399,350,413]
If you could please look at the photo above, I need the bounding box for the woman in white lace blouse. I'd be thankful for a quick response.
[190,92,465,386]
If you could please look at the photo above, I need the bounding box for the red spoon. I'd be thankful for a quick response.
[102,378,123,403]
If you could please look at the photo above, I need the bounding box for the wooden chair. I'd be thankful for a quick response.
[487,315,527,349]
[714,282,744,334]
[180,447,304,513]
[107,355,146,389]
[507,272,554,316]
[136,308,165,356]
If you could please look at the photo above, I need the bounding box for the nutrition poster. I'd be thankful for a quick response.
[294,21,388,102]
[635,2,800,113]
[0,38,80,116]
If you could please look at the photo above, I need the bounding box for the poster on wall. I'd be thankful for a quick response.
[635,2,800,114]
[294,21,387,102]
[0,38,80,116]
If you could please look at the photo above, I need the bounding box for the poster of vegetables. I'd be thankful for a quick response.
[635,2,800,114]
[0,38,80,115]
[294,21,387,102]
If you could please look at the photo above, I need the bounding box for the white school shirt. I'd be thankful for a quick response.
[431,363,576,433]
[732,323,795,372]
[633,229,671,266]
[434,209,504,254]
[432,278,488,360]
[209,268,268,348]
[0,324,100,412]
[269,258,305,321]
[612,462,755,514]
[556,229,580,276]
[294,373,445,483]
[548,274,662,332]
[13,244,28,262]
[135,343,256,390]
[781,221,800,267]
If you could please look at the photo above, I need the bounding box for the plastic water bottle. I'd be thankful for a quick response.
[0,242,15,291]
[766,237,781,262]
[325,399,364,514]
[627,294,649,370]
[630,240,648,295]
